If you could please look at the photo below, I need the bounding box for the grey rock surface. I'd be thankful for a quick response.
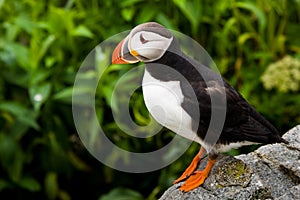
[159,125,300,200]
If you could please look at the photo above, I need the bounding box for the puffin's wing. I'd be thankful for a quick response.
[221,81,286,144]
[183,76,286,144]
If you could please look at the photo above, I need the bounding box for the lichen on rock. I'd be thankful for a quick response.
[214,158,252,188]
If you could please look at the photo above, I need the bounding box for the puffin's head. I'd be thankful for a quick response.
[112,22,173,64]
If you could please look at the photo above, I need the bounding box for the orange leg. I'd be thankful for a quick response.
[179,158,216,192]
[173,147,206,184]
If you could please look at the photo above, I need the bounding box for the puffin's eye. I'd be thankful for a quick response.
[140,34,148,44]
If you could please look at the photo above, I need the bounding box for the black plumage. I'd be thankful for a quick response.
[145,38,288,149]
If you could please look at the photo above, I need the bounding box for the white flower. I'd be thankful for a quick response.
[261,56,300,92]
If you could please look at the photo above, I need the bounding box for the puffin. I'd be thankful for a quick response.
[111,22,288,192]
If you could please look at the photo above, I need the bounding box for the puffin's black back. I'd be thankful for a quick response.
[145,39,288,147]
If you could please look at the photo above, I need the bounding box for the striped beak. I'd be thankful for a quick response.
[112,35,139,64]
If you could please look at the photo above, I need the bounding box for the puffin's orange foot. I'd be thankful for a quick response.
[173,147,206,184]
[179,171,208,192]
[173,159,199,184]
[179,158,216,192]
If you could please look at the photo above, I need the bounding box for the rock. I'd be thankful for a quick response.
[159,125,300,200]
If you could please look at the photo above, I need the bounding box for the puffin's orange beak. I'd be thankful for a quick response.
[112,36,140,64]
[112,39,128,64]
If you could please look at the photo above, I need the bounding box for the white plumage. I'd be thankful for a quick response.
[142,68,202,144]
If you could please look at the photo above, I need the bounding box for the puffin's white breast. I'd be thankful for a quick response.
[142,68,201,143]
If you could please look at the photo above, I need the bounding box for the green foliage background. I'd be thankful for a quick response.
[0,0,299,199]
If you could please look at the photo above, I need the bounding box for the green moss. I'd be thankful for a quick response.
[215,159,253,187]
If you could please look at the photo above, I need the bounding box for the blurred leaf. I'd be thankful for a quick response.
[99,188,143,200]
[238,32,256,45]
[14,14,37,34]
[40,34,56,59]
[45,172,59,200]
[156,13,176,30]
[29,69,51,85]
[236,1,266,33]
[3,21,19,41]
[135,5,157,24]
[0,102,39,130]
[53,87,73,103]
[222,17,237,37]
[58,190,71,200]
[0,0,5,9]
[0,134,24,182]
[287,23,300,47]
[49,132,64,154]
[173,0,202,34]
[121,7,135,21]
[67,151,90,171]
[95,46,111,75]
[1,71,29,88]
[120,0,143,7]
[29,30,50,69]
[54,86,94,105]
[72,25,94,39]
[18,177,41,192]
[5,42,31,70]
[29,83,52,111]
[0,134,15,166]
[227,149,240,156]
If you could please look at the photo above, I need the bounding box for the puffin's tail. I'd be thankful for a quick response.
[277,135,289,144]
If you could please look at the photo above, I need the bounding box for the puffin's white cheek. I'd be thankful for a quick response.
[138,48,164,59]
